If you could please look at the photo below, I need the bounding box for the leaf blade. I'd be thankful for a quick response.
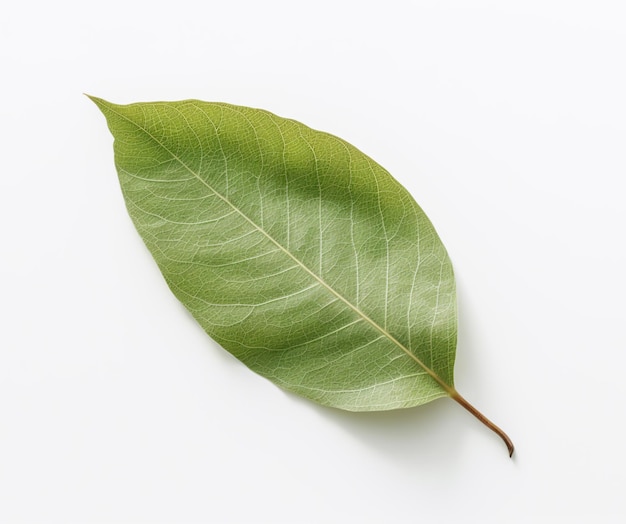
[92,97,457,411]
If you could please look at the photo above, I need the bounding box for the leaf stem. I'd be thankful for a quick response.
[450,390,514,457]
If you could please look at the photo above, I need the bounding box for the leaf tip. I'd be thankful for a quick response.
[85,94,113,111]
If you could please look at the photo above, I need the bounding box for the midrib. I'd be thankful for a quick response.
[103,100,455,397]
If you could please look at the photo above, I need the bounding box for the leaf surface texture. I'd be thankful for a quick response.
[93,98,457,411]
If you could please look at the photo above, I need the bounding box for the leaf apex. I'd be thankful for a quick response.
[85,94,114,111]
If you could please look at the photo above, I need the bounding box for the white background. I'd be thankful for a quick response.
[1,1,625,522]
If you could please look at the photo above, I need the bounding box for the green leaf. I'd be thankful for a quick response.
[90,96,513,455]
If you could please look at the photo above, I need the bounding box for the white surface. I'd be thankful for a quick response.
[1,1,625,522]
